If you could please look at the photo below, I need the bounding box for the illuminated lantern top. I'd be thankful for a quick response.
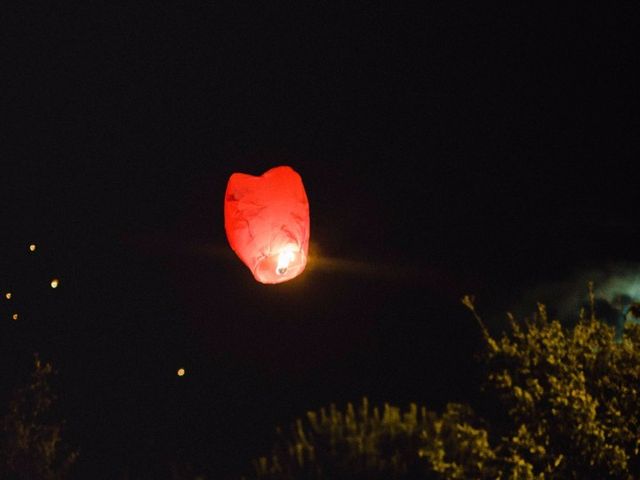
[224,166,310,284]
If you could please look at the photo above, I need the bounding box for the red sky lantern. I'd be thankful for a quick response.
[224,166,310,284]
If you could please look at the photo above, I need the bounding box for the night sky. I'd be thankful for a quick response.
[2,4,638,479]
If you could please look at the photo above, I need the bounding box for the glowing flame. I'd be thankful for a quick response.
[177,368,185,377]
[276,249,296,275]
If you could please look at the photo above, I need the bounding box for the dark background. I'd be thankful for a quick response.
[2,3,638,478]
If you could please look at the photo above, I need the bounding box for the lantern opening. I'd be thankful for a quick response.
[276,247,296,275]
[254,246,307,284]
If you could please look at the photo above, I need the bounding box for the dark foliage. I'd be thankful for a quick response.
[0,355,77,480]
[245,290,640,479]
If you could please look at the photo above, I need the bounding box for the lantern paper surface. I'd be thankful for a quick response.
[224,166,310,284]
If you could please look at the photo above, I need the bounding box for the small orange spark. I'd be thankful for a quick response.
[50,278,59,289]
[177,368,185,377]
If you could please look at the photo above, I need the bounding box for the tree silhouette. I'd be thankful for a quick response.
[1,355,78,480]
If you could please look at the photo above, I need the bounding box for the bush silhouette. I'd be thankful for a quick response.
[245,290,640,479]
[0,355,78,480]
[481,300,640,478]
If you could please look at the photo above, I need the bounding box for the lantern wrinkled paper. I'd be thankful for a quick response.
[224,166,310,284]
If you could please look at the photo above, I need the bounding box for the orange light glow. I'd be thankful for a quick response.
[276,247,296,276]
[5,292,11,300]
[50,278,59,289]
[177,368,185,377]
[224,166,310,284]
[12,313,18,321]
[29,244,36,252]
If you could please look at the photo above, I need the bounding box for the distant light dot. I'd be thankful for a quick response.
[5,292,11,300]
[50,278,59,289]
[177,368,185,377]
[12,313,18,321]
[29,244,36,252]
